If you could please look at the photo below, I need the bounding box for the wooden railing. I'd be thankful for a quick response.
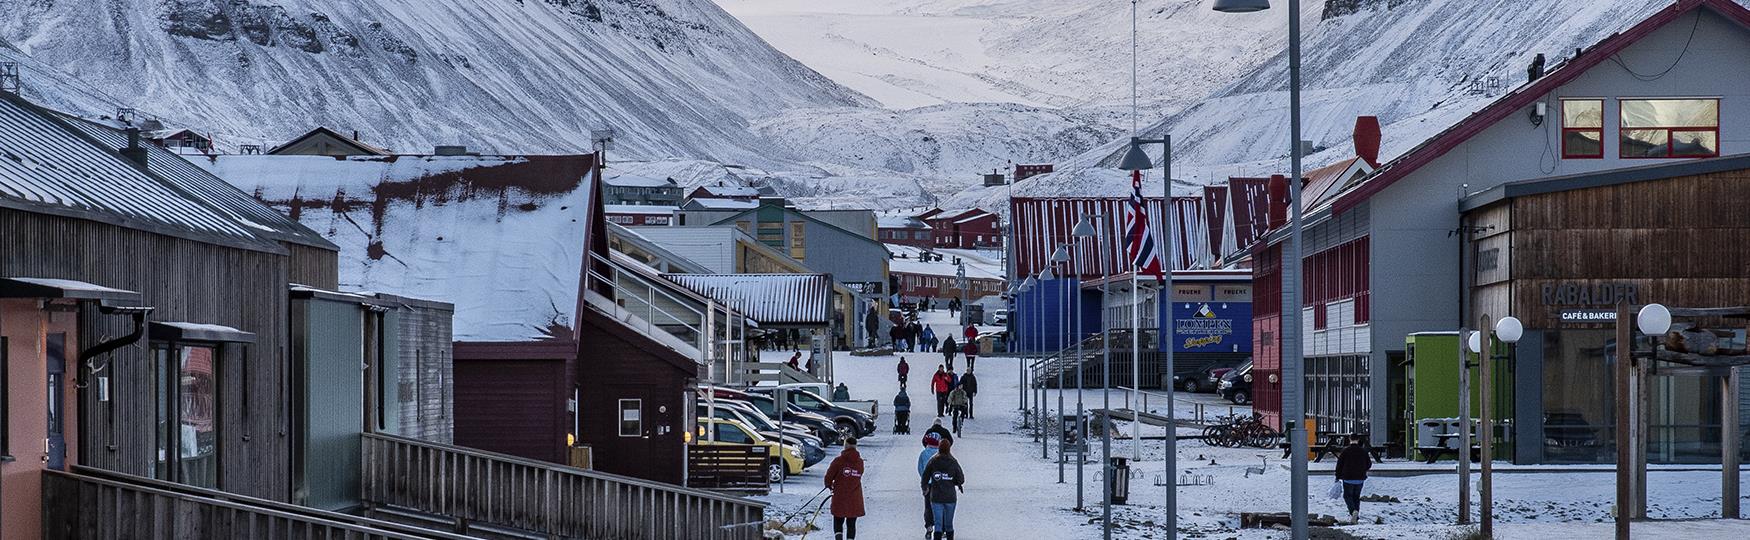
[362,433,766,540]
[41,467,458,540]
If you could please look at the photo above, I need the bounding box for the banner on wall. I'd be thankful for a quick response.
[1169,298,1253,354]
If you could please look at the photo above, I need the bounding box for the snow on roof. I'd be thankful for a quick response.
[662,274,832,325]
[695,184,760,197]
[878,215,928,228]
[885,244,1004,280]
[208,153,598,342]
[685,198,759,210]
[604,204,677,215]
[952,211,995,224]
[604,174,676,188]
[0,94,268,247]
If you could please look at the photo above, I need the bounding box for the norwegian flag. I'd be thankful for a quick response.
[1124,170,1166,281]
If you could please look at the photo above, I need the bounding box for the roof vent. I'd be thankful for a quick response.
[0,62,19,94]
[1527,53,1546,82]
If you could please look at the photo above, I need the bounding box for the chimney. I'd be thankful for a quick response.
[352,130,360,141]
[1527,53,1546,82]
[1353,116,1381,167]
[121,127,149,168]
[1268,174,1289,228]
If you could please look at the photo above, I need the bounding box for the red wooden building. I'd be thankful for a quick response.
[1009,197,1208,280]
[924,208,1001,249]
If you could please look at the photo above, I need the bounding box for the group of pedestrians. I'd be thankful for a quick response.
[891,320,936,352]
[919,424,964,539]
[922,364,977,435]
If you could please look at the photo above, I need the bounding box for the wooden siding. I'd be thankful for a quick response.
[575,310,695,486]
[453,344,572,464]
[286,243,339,290]
[1,208,301,501]
[390,299,454,443]
[1496,171,1750,328]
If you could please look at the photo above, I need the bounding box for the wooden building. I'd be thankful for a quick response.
[267,126,391,156]
[1462,156,1750,463]
[0,91,339,536]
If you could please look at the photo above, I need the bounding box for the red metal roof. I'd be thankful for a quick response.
[1331,0,1750,214]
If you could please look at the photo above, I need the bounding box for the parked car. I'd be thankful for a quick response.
[1218,361,1254,405]
[696,417,805,483]
[749,387,878,440]
[992,309,1009,325]
[1166,360,1241,393]
[697,403,825,467]
[722,391,842,446]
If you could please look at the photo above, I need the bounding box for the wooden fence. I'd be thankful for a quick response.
[41,467,459,540]
[361,433,766,540]
[686,445,770,493]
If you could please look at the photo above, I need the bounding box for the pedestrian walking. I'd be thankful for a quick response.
[897,356,911,386]
[931,366,951,417]
[922,326,937,352]
[1335,436,1374,524]
[833,382,851,401]
[961,341,978,372]
[941,337,957,371]
[890,325,905,351]
[894,388,912,434]
[925,417,954,444]
[910,322,924,352]
[864,308,880,348]
[960,369,979,419]
[788,351,802,371]
[947,385,969,435]
[825,438,866,540]
[917,432,944,538]
[923,438,966,540]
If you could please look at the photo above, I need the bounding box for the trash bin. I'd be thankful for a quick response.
[1108,457,1130,505]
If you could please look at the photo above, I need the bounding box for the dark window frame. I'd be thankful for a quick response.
[1,336,9,460]
[1561,99,1605,159]
[618,398,643,437]
[150,340,229,488]
[1618,97,1721,159]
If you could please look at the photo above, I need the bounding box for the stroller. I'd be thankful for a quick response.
[893,385,913,434]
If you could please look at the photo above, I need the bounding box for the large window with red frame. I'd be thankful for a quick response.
[1561,99,1604,159]
[1303,236,1370,329]
[1620,98,1719,158]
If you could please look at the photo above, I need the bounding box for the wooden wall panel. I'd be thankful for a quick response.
[1,208,301,501]
[1500,170,1750,329]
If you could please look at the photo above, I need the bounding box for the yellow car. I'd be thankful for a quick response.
[696,417,805,483]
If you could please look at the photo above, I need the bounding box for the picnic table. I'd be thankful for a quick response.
[1278,432,1385,463]
[1416,432,1482,464]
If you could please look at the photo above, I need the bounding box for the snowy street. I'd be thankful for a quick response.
[759,310,1750,539]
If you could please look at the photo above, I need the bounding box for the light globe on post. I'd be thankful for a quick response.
[1495,317,1524,344]
[1212,0,1271,12]
[1467,330,1484,354]
[1637,303,1672,336]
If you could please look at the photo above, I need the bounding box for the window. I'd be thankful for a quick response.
[618,399,643,437]
[714,422,752,444]
[154,344,220,488]
[789,222,806,260]
[1620,98,1719,158]
[1561,99,1604,158]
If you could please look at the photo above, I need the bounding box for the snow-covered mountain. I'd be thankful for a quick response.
[0,0,871,167]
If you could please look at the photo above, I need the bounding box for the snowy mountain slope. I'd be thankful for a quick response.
[0,0,872,166]
[714,0,1291,117]
[754,102,1124,182]
[1074,0,1750,179]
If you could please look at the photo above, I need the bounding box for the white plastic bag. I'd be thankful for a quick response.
[1326,481,1344,499]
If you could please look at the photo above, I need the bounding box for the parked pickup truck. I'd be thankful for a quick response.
[776,382,881,419]
[748,386,878,441]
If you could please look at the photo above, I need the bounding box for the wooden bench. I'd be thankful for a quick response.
[687,445,770,493]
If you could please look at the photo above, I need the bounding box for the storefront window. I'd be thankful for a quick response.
[1540,330,1615,463]
[152,343,220,488]
[1305,355,1371,436]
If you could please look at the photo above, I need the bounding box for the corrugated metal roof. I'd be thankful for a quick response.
[0,93,268,247]
[55,113,338,250]
[661,273,832,326]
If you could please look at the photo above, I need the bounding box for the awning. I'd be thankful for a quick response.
[662,273,833,327]
[0,277,140,302]
[150,322,256,344]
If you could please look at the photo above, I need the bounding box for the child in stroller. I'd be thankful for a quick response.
[893,385,912,434]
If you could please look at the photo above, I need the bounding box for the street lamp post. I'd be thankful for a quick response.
[1119,134,1175,536]
[1072,216,1105,511]
[1467,316,1522,537]
[1051,244,1071,483]
[1212,0,1308,537]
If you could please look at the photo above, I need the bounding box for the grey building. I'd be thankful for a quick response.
[1249,0,1750,461]
[603,173,683,206]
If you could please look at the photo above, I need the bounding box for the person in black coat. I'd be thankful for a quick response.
[1334,436,1374,524]
[922,438,966,540]
[959,369,979,419]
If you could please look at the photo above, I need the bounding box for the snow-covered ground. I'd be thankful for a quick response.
[757,310,1750,539]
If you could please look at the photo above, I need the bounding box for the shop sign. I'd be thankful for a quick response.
[1541,282,1638,306]
[1559,309,1617,322]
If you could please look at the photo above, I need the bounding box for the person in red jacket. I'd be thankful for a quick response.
[897,356,911,386]
[824,438,866,539]
[931,366,952,417]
